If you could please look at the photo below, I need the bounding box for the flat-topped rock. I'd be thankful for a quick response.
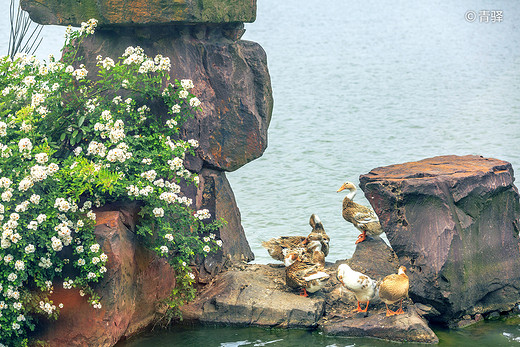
[21,0,257,26]
[359,155,520,324]
[182,238,438,343]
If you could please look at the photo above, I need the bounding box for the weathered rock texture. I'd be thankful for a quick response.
[182,238,439,344]
[21,0,257,26]
[359,155,520,324]
[34,204,177,346]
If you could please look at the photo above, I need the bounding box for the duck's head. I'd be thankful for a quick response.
[337,181,357,199]
[283,248,302,267]
[398,266,407,275]
[336,263,353,282]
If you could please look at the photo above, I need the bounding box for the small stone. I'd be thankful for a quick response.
[463,315,471,320]
[474,313,483,322]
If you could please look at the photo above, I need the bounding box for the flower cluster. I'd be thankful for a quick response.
[0,20,223,346]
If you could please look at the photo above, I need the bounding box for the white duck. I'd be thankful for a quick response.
[337,263,378,313]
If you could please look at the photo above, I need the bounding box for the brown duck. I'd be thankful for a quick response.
[284,250,330,297]
[379,266,409,316]
[337,181,383,244]
[262,213,329,263]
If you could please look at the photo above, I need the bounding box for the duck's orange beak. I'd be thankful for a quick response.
[337,186,346,192]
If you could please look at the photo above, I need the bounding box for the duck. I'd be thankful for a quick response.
[262,213,330,263]
[307,213,330,257]
[284,250,330,297]
[337,181,383,244]
[379,266,409,316]
[262,235,307,262]
[336,264,378,313]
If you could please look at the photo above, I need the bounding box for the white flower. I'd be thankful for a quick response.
[216,240,223,247]
[54,198,71,212]
[4,254,13,263]
[87,272,96,279]
[25,244,35,253]
[38,257,52,268]
[203,245,211,253]
[203,236,210,242]
[77,220,84,228]
[171,104,181,113]
[18,138,33,152]
[101,110,112,121]
[47,163,59,174]
[12,322,21,330]
[65,65,74,73]
[51,237,63,251]
[35,152,49,164]
[14,260,25,271]
[18,178,34,192]
[30,194,41,204]
[73,147,82,156]
[165,234,173,242]
[27,221,38,230]
[72,67,88,80]
[101,57,115,69]
[181,79,194,89]
[189,97,201,107]
[99,266,107,273]
[37,214,47,224]
[87,210,96,221]
[188,139,199,148]
[100,253,108,262]
[189,273,195,280]
[141,170,157,182]
[78,258,85,266]
[92,257,100,265]
[153,207,164,218]
[8,273,17,281]
[90,243,100,253]
[160,245,168,254]
[179,90,189,99]
[0,122,7,137]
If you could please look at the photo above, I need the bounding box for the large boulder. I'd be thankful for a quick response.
[21,0,257,26]
[72,25,273,172]
[359,155,520,324]
[34,204,177,346]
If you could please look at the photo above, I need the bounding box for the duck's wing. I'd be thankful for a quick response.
[354,210,379,224]
[262,236,307,261]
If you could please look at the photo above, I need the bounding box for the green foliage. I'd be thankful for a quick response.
[0,19,223,346]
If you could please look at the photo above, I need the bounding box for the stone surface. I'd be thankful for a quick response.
[34,204,177,346]
[181,264,326,328]
[196,168,254,282]
[323,304,439,344]
[75,25,273,172]
[182,238,438,343]
[21,0,257,26]
[359,155,520,324]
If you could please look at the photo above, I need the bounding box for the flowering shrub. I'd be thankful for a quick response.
[0,19,223,346]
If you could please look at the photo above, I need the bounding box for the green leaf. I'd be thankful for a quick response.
[60,133,66,141]
[78,115,86,126]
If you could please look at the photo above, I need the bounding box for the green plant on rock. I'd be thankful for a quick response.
[0,19,223,346]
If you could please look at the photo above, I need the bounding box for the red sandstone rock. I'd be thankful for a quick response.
[74,25,272,172]
[34,205,176,346]
[359,155,520,324]
[21,0,257,26]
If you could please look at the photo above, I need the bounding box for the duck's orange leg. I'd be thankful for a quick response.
[299,288,309,297]
[385,303,397,316]
[356,301,369,313]
[394,299,404,314]
[355,230,367,244]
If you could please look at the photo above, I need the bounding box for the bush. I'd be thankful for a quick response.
[0,19,223,346]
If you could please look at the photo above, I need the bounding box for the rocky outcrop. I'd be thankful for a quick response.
[359,155,520,324]
[22,0,273,265]
[20,0,257,26]
[181,238,439,344]
[34,204,176,346]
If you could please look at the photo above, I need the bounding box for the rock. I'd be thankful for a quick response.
[457,319,477,328]
[181,264,326,328]
[486,311,501,320]
[196,168,254,282]
[181,238,438,343]
[21,0,257,26]
[33,204,176,346]
[341,237,399,281]
[359,155,520,324]
[72,25,273,172]
[322,304,439,344]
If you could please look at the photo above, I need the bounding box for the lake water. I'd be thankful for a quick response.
[2,0,520,346]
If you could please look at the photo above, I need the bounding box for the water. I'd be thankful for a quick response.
[2,0,520,345]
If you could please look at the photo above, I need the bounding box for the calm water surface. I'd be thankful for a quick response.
[2,0,520,345]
